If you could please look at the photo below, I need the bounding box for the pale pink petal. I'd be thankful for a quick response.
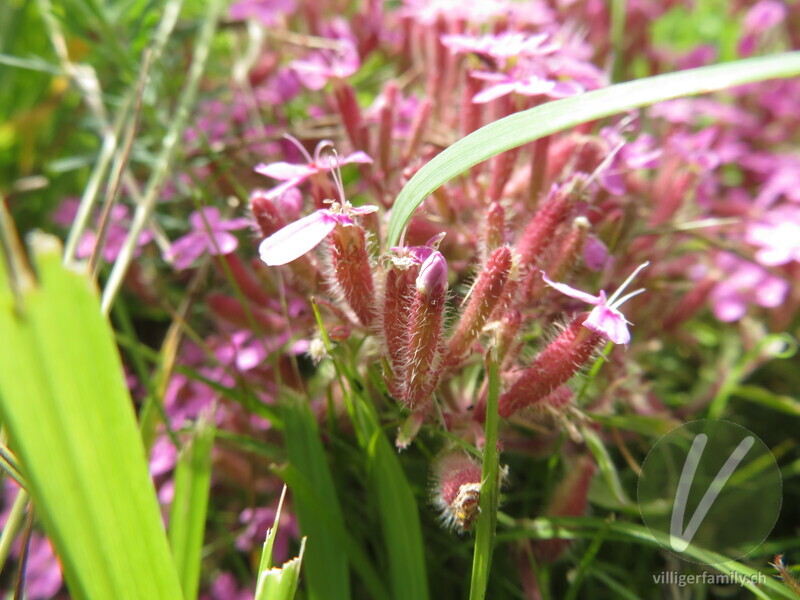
[348,204,379,216]
[259,210,336,265]
[207,231,239,256]
[584,305,630,345]
[583,236,609,271]
[340,151,374,165]
[255,161,317,180]
[190,207,221,230]
[542,272,602,305]
[516,77,556,96]
[754,276,789,308]
[166,233,206,270]
[218,217,253,231]
[712,291,747,322]
[472,82,517,104]
[262,178,307,200]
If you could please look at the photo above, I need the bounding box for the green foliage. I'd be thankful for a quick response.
[0,226,183,599]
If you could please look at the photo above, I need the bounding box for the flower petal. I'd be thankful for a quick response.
[259,210,336,265]
[254,161,317,181]
[340,151,374,166]
[583,305,630,345]
[190,207,221,230]
[207,231,240,256]
[542,272,602,305]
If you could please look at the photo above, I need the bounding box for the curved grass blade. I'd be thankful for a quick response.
[0,231,183,599]
[387,52,800,247]
[504,516,793,600]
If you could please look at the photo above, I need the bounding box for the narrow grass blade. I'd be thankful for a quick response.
[363,420,430,600]
[255,486,306,600]
[469,350,501,600]
[281,393,351,600]
[387,52,800,246]
[101,0,225,314]
[168,413,215,600]
[256,538,307,600]
[275,463,390,600]
[0,487,28,573]
[505,516,793,600]
[581,425,630,507]
[0,231,182,599]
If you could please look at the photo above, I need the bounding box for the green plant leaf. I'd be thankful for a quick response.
[280,393,351,600]
[505,516,792,600]
[256,539,307,600]
[469,350,500,600]
[169,413,215,600]
[0,231,183,600]
[255,485,307,600]
[386,52,800,247]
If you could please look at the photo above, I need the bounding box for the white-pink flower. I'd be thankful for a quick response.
[255,138,372,200]
[542,262,649,345]
[259,200,377,266]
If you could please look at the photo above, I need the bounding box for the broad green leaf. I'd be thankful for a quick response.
[386,52,800,247]
[169,414,215,600]
[0,231,182,600]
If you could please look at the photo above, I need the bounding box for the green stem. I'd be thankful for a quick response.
[101,0,224,314]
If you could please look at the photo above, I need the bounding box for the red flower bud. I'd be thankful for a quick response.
[447,246,513,364]
[402,251,448,411]
[329,224,376,327]
[496,313,602,419]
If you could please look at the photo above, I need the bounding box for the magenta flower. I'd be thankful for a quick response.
[255,139,372,200]
[259,199,377,266]
[441,32,558,65]
[290,39,360,90]
[54,199,153,263]
[24,535,63,599]
[228,0,296,26]
[543,262,649,345]
[746,205,800,266]
[471,70,575,103]
[165,207,251,270]
[708,253,789,322]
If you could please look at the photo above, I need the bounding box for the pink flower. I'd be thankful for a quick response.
[746,205,800,266]
[24,535,63,599]
[165,207,251,270]
[708,253,789,322]
[543,262,649,345]
[259,200,377,266]
[255,139,372,200]
[441,32,558,65]
[54,200,153,263]
[290,39,360,90]
[228,0,296,25]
